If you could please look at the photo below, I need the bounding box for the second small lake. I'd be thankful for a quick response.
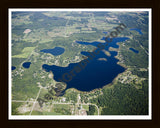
[12,66,16,70]
[40,47,65,56]
[23,62,31,69]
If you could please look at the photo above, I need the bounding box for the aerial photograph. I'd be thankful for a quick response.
[9,9,151,119]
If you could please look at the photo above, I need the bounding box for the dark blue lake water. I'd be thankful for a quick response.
[103,32,108,34]
[129,48,139,53]
[40,47,65,56]
[130,28,143,35]
[23,62,31,68]
[42,37,130,91]
[12,66,16,70]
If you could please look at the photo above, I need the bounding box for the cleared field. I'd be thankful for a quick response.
[82,105,89,111]
[52,104,72,115]
[31,111,43,115]
[12,47,35,58]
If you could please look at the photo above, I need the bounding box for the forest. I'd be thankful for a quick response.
[90,80,148,115]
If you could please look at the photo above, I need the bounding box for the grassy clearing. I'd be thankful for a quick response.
[38,88,48,99]
[31,111,43,115]
[82,105,89,111]
[12,47,35,58]
[52,104,72,115]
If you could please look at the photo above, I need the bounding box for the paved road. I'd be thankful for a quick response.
[29,87,42,115]
[12,100,35,103]
[135,39,149,56]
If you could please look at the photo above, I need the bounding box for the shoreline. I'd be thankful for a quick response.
[49,40,129,95]
[63,67,127,95]
[62,64,128,95]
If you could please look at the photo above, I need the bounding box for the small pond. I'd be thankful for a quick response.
[22,62,31,68]
[129,48,139,53]
[12,66,16,70]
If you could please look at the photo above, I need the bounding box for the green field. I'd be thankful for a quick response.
[12,47,35,58]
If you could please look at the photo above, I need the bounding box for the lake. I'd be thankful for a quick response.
[23,62,31,68]
[12,66,16,70]
[129,48,139,53]
[42,37,130,91]
[40,47,65,56]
